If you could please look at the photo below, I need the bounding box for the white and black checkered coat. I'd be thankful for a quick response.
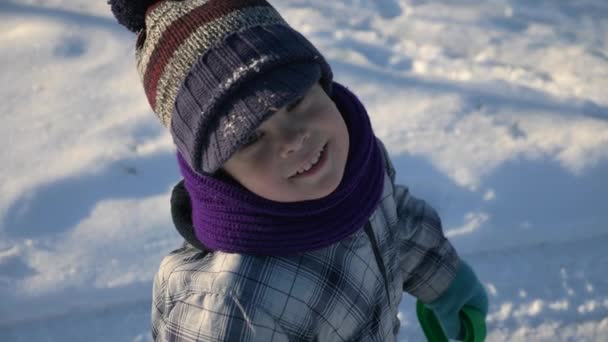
[151,139,460,341]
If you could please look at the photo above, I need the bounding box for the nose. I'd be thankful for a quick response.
[280,129,310,158]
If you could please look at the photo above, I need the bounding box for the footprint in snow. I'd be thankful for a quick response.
[53,35,87,58]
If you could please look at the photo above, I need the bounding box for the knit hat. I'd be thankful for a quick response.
[108,0,333,175]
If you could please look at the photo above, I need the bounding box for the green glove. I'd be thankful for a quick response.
[425,260,488,340]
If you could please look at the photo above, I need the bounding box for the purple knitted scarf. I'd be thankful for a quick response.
[176,82,385,256]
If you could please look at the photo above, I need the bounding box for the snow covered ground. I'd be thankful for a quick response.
[1,0,607,340]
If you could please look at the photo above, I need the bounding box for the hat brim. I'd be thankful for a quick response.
[202,62,322,174]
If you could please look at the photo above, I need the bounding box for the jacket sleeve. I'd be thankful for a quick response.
[153,291,291,342]
[376,138,460,303]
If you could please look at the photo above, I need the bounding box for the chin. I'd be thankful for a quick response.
[311,171,344,200]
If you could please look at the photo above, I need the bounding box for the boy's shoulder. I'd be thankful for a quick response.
[154,242,278,292]
[154,242,224,297]
[157,242,208,276]
[154,242,270,298]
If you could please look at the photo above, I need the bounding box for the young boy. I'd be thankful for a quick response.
[108,0,488,341]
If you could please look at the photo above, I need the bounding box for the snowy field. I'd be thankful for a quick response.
[1,0,607,341]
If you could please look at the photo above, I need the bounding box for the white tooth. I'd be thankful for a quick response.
[296,147,324,175]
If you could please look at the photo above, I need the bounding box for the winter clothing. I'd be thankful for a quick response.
[152,137,460,341]
[109,0,333,175]
[107,1,488,341]
[426,260,489,340]
[176,82,384,256]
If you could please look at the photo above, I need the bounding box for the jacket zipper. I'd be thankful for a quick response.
[364,222,392,306]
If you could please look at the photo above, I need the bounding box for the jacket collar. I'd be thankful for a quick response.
[170,180,208,252]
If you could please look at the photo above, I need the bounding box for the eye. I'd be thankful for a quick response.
[286,96,304,112]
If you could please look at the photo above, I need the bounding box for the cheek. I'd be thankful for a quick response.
[245,169,294,201]
[330,112,350,163]
[249,151,276,172]
[324,109,347,139]
[244,154,282,183]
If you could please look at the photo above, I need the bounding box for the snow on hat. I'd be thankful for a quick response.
[108,0,333,174]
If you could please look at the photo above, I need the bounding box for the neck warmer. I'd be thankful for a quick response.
[176,82,385,256]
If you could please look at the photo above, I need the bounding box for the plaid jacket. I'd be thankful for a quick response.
[151,139,459,341]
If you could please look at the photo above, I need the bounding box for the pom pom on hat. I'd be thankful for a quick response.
[108,0,167,33]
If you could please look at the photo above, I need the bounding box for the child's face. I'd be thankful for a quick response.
[222,82,350,202]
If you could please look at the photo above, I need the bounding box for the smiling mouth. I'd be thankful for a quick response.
[290,143,328,178]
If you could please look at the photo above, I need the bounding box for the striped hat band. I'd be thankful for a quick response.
[135,0,333,174]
